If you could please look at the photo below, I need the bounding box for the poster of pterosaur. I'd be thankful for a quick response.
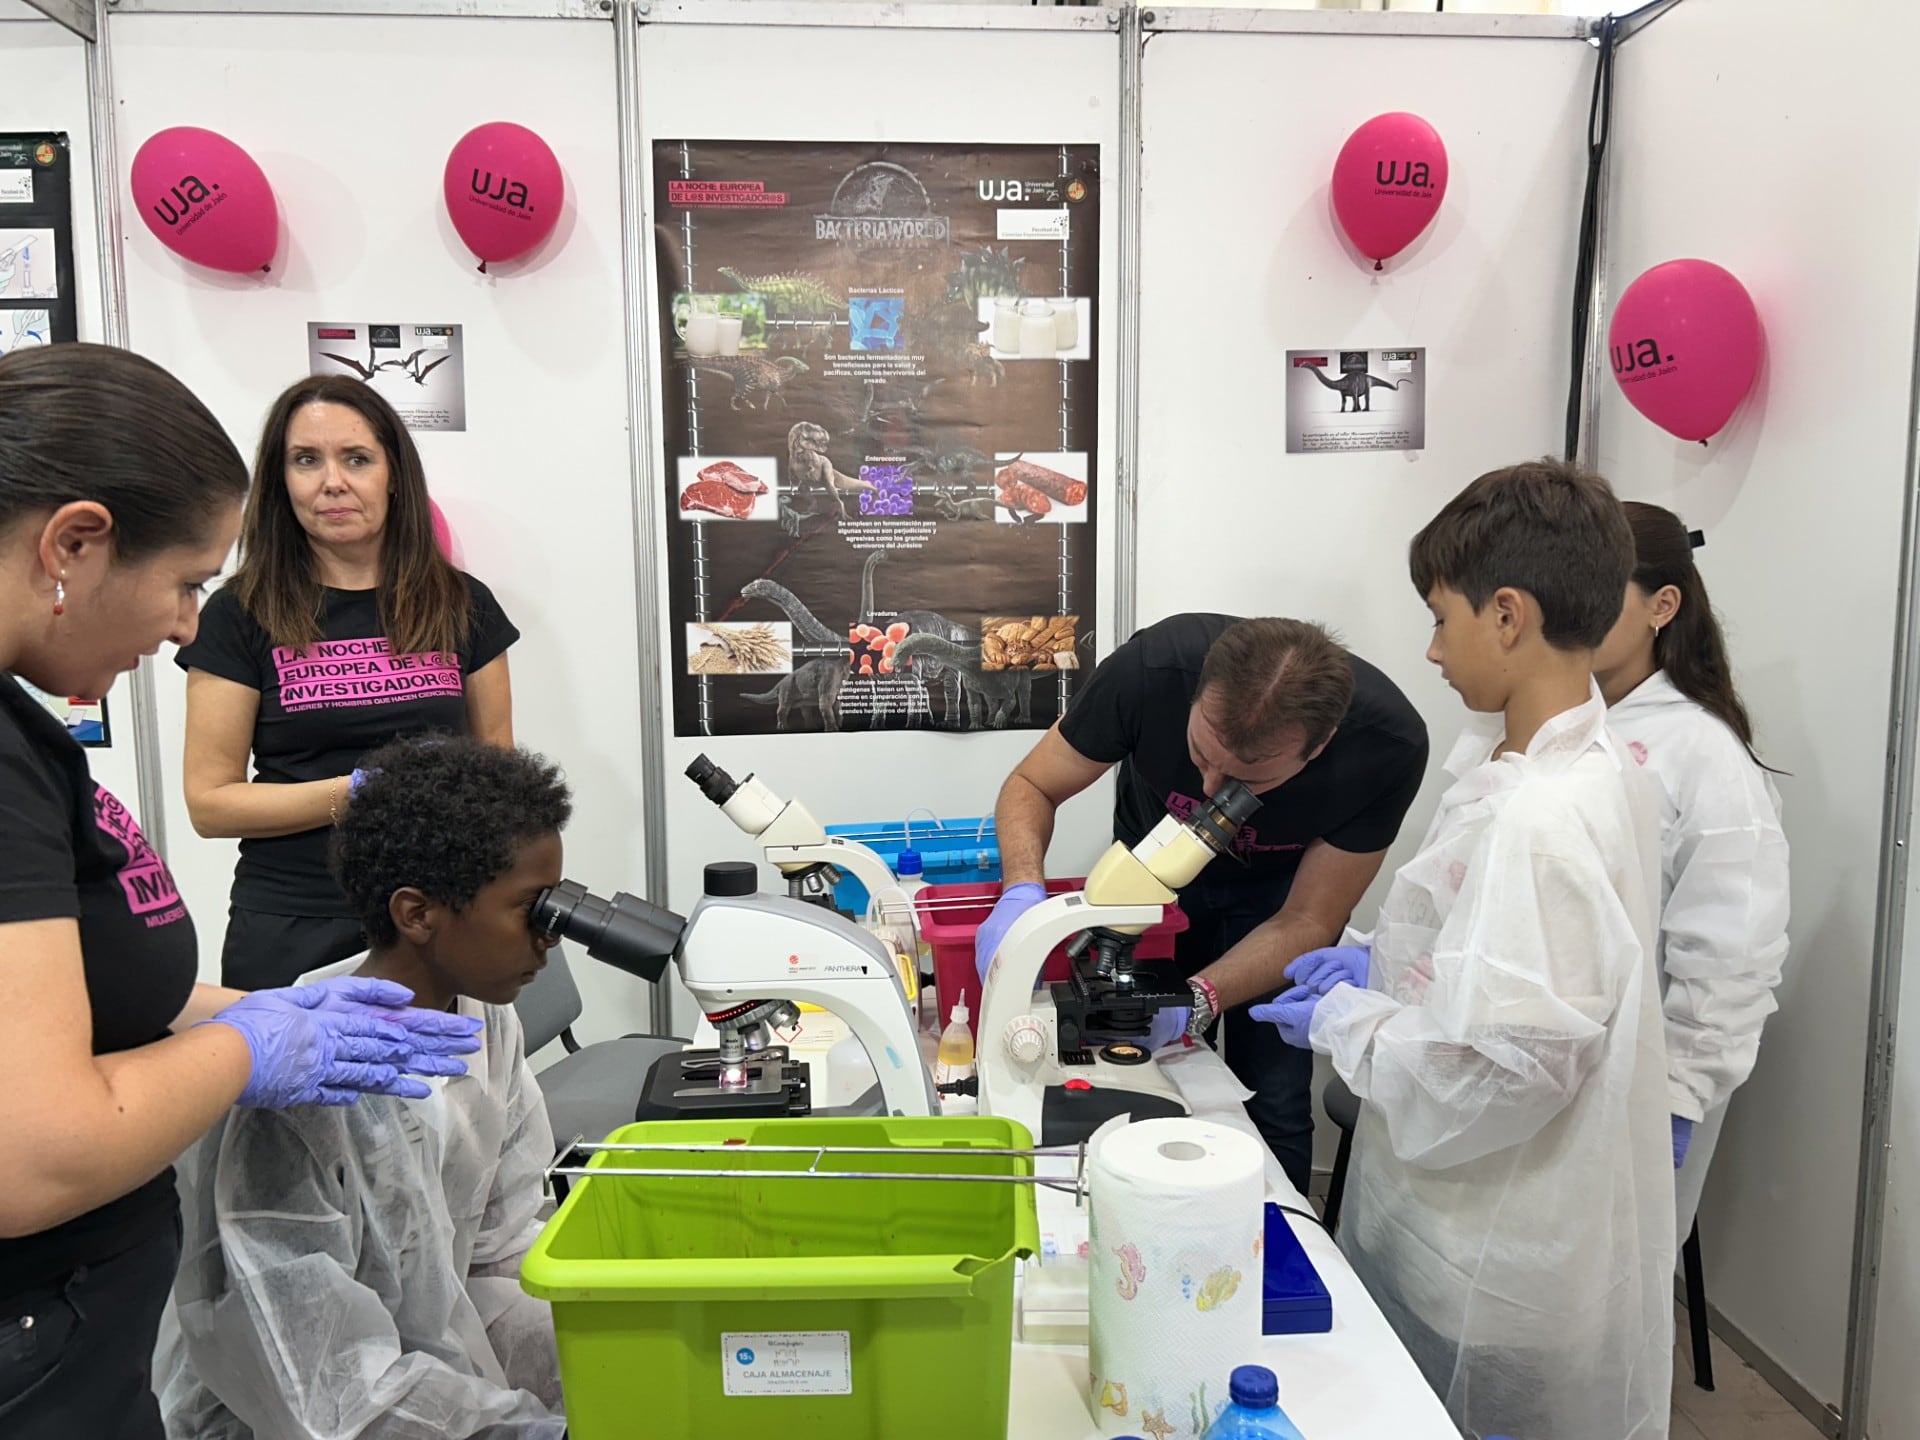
[307,323,466,431]
[655,140,1101,739]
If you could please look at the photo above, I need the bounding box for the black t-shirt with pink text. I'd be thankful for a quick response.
[175,575,518,916]
[0,673,198,1290]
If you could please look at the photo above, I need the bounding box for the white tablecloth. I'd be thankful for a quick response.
[1005,1047,1458,1440]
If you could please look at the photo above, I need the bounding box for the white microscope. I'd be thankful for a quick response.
[531,859,938,1122]
[977,780,1261,1145]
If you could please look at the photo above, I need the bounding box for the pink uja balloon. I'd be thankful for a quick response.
[1331,112,1449,269]
[443,122,563,272]
[130,127,278,274]
[1608,260,1762,443]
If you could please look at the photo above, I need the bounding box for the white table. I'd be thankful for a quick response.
[1003,1048,1459,1440]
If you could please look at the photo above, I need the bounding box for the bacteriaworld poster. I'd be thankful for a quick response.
[654,140,1100,739]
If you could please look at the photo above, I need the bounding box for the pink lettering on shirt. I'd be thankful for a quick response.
[1166,789,1303,857]
[94,785,185,923]
[271,638,464,713]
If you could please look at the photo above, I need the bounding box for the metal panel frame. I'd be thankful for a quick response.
[1839,199,1920,1440]
[634,1,1119,32]
[1140,8,1592,40]
[615,0,663,1031]
[109,0,609,17]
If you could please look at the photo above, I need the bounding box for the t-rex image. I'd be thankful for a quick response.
[1304,365,1406,412]
[783,422,874,534]
[680,354,808,411]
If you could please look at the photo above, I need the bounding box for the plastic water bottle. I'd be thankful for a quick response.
[1200,1365,1306,1440]
[935,998,975,1087]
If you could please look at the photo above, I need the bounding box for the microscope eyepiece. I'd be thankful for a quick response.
[531,879,686,984]
[1188,779,1262,857]
[685,753,741,807]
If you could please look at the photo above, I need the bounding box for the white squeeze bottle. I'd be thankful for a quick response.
[935,998,976,1086]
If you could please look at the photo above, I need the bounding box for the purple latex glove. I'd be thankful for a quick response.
[1672,1115,1695,1169]
[975,882,1046,981]
[1145,1007,1190,1051]
[348,767,374,798]
[1284,944,1370,997]
[204,976,483,1108]
[1249,988,1321,1049]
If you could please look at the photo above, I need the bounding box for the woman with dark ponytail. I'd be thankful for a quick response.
[1593,500,1790,1236]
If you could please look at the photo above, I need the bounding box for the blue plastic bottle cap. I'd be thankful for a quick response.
[897,848,924,877]
[1228,1364,1279,1410]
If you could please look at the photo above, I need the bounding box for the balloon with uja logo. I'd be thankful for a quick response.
[443,122,563,272]
[1331,112,1449,270]
[1608,259,1762,443]
[130,127,278,274]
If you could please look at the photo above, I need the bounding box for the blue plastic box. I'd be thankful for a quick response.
[824,817,1000,912]
[1262,1201,1333,1334]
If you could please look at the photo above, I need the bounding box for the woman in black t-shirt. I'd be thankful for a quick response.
[0,345,485,1440]
[179,376,519,991]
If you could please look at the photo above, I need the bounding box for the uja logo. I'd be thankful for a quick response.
[470,169,533,211]
[1611,337,1673,374]
[1376,161,1434,188]
[152,174,219,228]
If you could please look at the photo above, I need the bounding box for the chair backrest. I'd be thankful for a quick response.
[514,944,584,1053]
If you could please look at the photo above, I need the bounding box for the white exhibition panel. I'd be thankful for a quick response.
[109,13,658,1044]
[0,14,142,807]
[1594,0,1920,1415]
[634,11,1122,1030]
[1135,18,1594,1166]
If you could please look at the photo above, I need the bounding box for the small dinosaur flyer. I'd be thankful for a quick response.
[1284,347,1426,455]
[306,323,466,431]
[655,139,1101,740]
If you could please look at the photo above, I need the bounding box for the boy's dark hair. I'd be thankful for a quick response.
[329,735,571,947]
[1408,457,1633,650]
[1195,618,1355,760]
[0,343,249,559]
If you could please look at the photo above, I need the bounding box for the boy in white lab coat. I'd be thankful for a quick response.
[1255,459,1675,1440]
[158,736,569,1440]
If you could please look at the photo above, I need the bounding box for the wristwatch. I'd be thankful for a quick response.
[1185,976,1219,1039]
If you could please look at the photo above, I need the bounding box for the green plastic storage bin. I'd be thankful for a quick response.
[521,1116,1039,1440]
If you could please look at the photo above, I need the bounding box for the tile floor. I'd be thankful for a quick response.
[1670,1316,1828,1440]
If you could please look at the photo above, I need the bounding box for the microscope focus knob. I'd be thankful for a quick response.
[1005,1014,1049,1066]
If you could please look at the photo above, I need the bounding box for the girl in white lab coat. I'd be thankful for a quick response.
[1593,501,1791,1236]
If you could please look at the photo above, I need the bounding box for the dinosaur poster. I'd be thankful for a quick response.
[654,139,1101,739]
[1284,347,1426,454]
[0,133,78,358]
[306,322,466,431]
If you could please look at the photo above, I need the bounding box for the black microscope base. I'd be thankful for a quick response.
[1039,1082,1186,1146]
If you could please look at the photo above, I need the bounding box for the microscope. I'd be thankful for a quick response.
[686,753,902,914]
[976,780,1261,1145]
[531,859,938,1122]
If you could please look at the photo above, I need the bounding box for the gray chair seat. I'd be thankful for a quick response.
[538,1034,691,1148]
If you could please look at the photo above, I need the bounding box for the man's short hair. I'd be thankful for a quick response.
[329,735,572,947]
[1195,618,1355,760]
[1408,457,1634,650]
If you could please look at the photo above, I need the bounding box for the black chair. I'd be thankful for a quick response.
[1320,1074,1715,1392]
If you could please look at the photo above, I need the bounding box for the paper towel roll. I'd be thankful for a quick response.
[1087,1117,1264,1439]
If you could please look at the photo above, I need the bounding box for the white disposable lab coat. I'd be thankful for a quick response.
[157,960,564,1440]
[1310,687,1674,1440]
[1610,669,1790,1234]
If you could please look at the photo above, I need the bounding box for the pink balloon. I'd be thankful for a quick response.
[428,499,461,566]
[1608,260,1761,443]
[130,127,278,274]
[443,122,562,272]
[1331,113,1449,269]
